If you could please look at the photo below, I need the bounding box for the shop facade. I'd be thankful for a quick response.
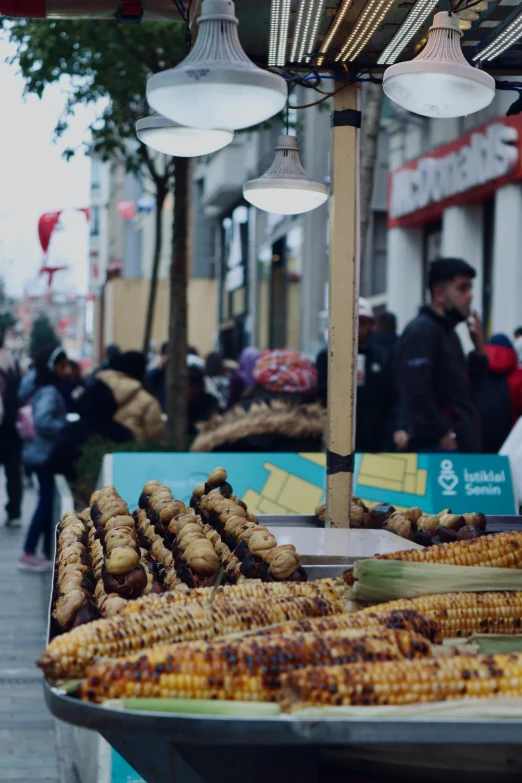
[387,110,522,340]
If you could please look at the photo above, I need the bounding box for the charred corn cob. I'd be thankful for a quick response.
[119,578,346,615]
[358,591,522,638]
[280,653,522,711]
[254,607,442,643]
[38,594,342,680]
[79,627,435,703]
[377,531,522,568]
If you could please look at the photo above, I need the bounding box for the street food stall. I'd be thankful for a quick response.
[9,0,522,777]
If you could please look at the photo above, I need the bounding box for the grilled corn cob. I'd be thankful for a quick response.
[38,594,342,680]
[378,531,522,568]
[280,653,522,711]
[119,578,346,615]
[254,607,442,643]
[79,627,435,703]
[358,591,522,638]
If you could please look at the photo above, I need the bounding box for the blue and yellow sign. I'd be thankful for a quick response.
[110,451,516,516]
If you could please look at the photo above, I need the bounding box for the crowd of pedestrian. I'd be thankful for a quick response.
[1,256,522,571]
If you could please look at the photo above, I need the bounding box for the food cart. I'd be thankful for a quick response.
[18,0,522,778]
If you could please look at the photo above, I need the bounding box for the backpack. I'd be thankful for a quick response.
[16,403,36,441]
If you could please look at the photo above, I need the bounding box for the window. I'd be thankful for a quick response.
[90,206,100,237]
[91,158,102,190]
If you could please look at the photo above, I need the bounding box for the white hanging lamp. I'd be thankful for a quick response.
[136,114,233,157]
[243,135,328,215]
[147,0,288,131]
[383,11,495,118]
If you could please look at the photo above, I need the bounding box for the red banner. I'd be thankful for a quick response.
[38,211,62,254]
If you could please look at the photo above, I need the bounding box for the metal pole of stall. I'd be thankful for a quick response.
[326,84,361,528]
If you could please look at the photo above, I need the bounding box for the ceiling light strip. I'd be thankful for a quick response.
[473,7,522,60]
[337,0,395,61]
[377,0,438,64]
[317,0,352,62]
[305,0,326,60]
[291,0,308,61]
[268,0,281,65]
[298,0,316,60]
[277,0,292,64]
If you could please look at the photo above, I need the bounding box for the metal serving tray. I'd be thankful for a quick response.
[43,516,522,782]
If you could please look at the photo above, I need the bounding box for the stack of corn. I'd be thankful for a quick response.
[254,605,442,643]
[357,591,522,638]
[38,593,343,680]
[78,626,436,703]
[280,653,522,711]
[377,531,522,568]
[119,577,346,615]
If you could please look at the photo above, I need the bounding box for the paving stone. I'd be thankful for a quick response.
[0,476,60,782]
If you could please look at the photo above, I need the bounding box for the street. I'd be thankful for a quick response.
[0,475,62,782]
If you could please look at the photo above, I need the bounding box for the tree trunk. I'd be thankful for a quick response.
[166,158,190,449]
[142,183,167,354]
[359,83,384,267]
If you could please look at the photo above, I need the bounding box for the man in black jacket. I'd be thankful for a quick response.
[396,258,487,452]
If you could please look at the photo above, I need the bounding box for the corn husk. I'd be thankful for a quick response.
[349,559,522,604]
[292,697,522,719]
[460,634,522,656]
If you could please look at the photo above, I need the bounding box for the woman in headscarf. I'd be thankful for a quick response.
[18,346,70,572]
[227,347,261,408]
[191,348,325,453]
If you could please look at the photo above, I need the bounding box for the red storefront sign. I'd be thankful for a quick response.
[388,114,522,229]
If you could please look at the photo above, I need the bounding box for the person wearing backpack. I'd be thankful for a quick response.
[18,345,70,572]
[476,334,522,453]
[0,329,22,528]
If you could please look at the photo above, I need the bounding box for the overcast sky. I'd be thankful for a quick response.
[0,39,96,298]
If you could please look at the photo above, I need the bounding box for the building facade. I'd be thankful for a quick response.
[88,152,217,363]
[386,88,522,342]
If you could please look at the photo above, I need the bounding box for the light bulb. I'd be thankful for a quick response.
[383,11,495,118]
[147,0,287,131]
[136,115,233,157]
[243,135,328,215]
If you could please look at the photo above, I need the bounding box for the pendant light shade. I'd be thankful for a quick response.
[147,0,288,131]
[243,135,328,215]
[383,11,495,118]
[136,114,233,157]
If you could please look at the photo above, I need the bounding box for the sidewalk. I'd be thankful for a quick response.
[0,470,61,782]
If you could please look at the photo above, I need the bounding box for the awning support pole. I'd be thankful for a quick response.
[326,84,361,528]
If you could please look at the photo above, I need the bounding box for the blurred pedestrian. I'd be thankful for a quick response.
[18,346,70,571]
[356,299,405,452]
[147,341,169,411]
[204,352,230,413]
[396,258,487,452]
[476,334,522,453]
[515,326,522,369]
[227,347,261,408]
[0,329,22,528]
[191,348,325,452]
[96,350,165,442]
[92,343,120,375]
[373,310,398,361]
[49,379,134,481]
[187,346,205,369]
[187,364,219,437]
[58,359,85,412]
